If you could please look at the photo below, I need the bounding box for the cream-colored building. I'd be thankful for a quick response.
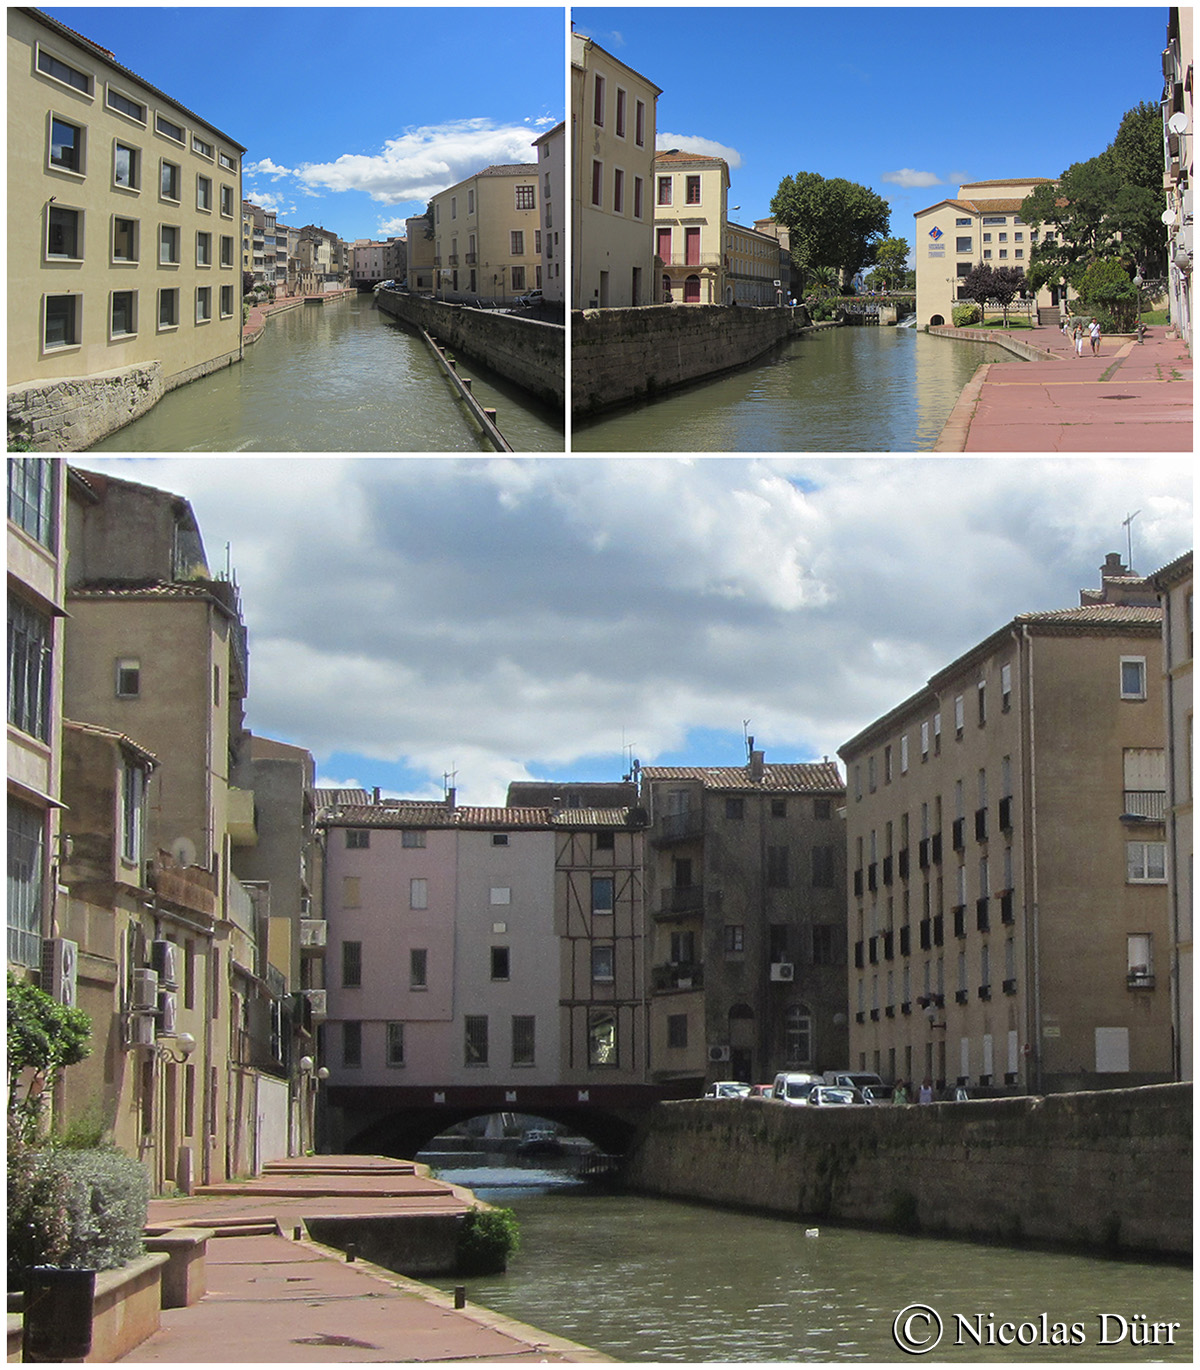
[533,121,566,305]
[655,151,729,304]
[725,220,782,305]
[572,33,660,308]
[405,216,434,293]
[427,165,541,304]
[914,178,1057,328]
[1163,7,1192,352]
[7,9,245,391]
[839,555,1175,1096]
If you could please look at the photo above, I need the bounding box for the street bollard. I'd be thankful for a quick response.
[293,1225,302,1241]
[454,1286,467,1309]
[345,1243,356,1262]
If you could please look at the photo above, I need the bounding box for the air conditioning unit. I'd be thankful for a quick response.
[770,962,795,982]
[41,937,78,1008]
[131,967,159,1011]
[708,1044,731,1063]
[151,939,180,988]
[126,1013,155,1049]
[158,991,178,1036]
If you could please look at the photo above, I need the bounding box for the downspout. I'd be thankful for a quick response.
[1160,588,1181,1080]
[1019,624,1043,1094]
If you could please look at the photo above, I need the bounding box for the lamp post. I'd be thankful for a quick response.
[1132,266,1145,342]
[298,1056,329,1154]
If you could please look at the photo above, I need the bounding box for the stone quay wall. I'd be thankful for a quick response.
[375,291,564,409]
[572,304,811,418]
[623,1083,1190,1257]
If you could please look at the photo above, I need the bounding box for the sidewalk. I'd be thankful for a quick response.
[120,1157,607,1363]
[933,323,1193,451]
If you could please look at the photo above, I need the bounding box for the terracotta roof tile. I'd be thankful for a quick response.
[1015,604,1163,626]
[640,762,844,792]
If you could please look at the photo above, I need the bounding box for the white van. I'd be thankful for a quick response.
[770,1072,824,1105]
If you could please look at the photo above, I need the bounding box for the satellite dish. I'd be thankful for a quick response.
[1163,209,1177,226]
[1168,111,1188,135]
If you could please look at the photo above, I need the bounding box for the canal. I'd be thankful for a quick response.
[89,295,565,453]
[426,1160,1191,1363]
[573,324,1014,452]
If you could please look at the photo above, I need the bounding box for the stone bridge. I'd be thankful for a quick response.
[325,1082,695,1159]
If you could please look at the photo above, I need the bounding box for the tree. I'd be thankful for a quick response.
[7,973,91,1142]
[958,264,1027,327]
[871,237,911,291]
[770,172,891,291]
[1076,258,1139,331]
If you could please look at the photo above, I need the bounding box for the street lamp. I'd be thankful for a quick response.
[1132,266,1145,342]
[298,1056,329,1154]
[156,1032,196,1065]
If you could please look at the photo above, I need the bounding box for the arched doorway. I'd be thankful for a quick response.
[662,274,672,302]
[684,274,701,304]
[930,314,944,326]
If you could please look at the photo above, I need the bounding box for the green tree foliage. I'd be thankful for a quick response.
[770,172,891,291]
[1075,258,1139,331]
[454,1205,520,1275]
[7,973,92,1142]
[957,264,1027,326]
[871,237,911,291]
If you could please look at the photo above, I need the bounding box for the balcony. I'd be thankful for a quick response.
[1002,978,1017,995]
[1122,790,1166,822]
[1000,890,1015,924]
[853,869,864,897]
[882,855,893,886]
[899,925,911,956]
[868,936,878,965]
[654,885,704,920]
[652,810,704,845]
[227,786,257,846]
[952,818,965,852]
[978,984,991,1001]
[1127,968,1156,990]
[465,252,477,265]
[975,808,988,842]
[660,254,723,268]
[976,897,990,933]
[955,989,969,1004]
[953,906,967,939]
[652,961,704,991]
[999,795,1013,831]
[299,919,327,951]
[931,833,943,864]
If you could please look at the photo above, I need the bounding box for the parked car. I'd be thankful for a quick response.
[705,1080,752,1099]
[861,1084,896,1104]
[806,1085,867,1107]
[770,1072,824,1105]
[514,289,543,307]
[823,1071,886,1093]
[746,1084,774,1099]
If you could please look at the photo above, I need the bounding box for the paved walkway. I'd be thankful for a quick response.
[122,1157,607,1364]
[933,323,1192,451]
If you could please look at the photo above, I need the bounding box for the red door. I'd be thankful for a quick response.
[684,227,700,266]
[656,228,672,263]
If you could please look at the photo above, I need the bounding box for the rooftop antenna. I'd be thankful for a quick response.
[442,765,457,800]
[1122,510,1141,571]
[743,720,752,759]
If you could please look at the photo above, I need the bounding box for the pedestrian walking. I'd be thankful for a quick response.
[1089,317,1101,355]
[1073,322,1084,357]
[893,1080,910,1106]
[917,1078,934,1104]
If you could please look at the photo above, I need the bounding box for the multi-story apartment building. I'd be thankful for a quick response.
[654,151,730,305]
[640,753,848,1089]
[7,10,245,408]
[1162,7,1193,352]
[725,220,782,305]
[572,32,659,308]
[1150,549,1192,1079]
[295,223,348,293]
[426,165,542,303]
[914,178,1056,328]
[405,215,434,293]
[533,121,566,304]
[754,219,795,300]
[839,556,1175,1095]
[8,458,69,982]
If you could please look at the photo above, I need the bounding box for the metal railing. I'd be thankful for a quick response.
[1123,790,1166,821]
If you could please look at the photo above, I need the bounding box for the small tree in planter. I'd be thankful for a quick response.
[7,972,92,1143]
[454,1206,520,1275]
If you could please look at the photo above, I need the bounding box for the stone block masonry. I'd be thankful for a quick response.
[623,1083,1190,1257]
[572,304,811,419]
[375,291,564,409]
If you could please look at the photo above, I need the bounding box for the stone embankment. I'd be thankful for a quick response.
[376,290,564,409]
[572,303,814,419]
[623,1083,1190,1258]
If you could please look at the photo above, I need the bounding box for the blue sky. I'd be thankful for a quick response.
[43,5,565,241]
[574,5,1168,250]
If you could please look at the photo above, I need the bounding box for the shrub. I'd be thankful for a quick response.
[454,1205,519,1276]
[952,303,982,327]
[7,1143,72,1286]
[7,972,91,1143]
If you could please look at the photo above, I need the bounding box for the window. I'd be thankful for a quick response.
[933,712,942,753]
[43,293,79,349]
[784,1005,812,1067]
[956,237,972,252]
[884,746,893,784]
[110,290,136,338]
[667,1013,687,1049]
[220,184,234,217]
[1120,657,1147,700]
[635,99,646,146]
[49,117,83,173]
[591,160,603,208]
[977,680,986,726]
[219,150,237,171]
[157,288,178,329]
[613,168,624,214]
[1127,935,1154,987]
[8,459,56,547]
[410,878,428,910]
[595,831,615,851]
[36,47,90,93]
[156,114,185,143]
[814,797,832,821]
[591,944,615,981]
[900,735,909,773]
[342,1021,361,1068]
[1001,662,1012,711]
[342,940,362,987]
[112,216,138,262]
[490,886,511,906]
[219,285,233,318]
[346,829,370,849]
[386,1022,405,1067]
[588,1008,617,1066]
[121,760,147,864]
[812,845,836,888]
[772,798,788,818]
[401,830,426,847]
[341,875,360,908]
[192,133,213,159]
[686,175,701,205]
[113,142,139,190]
[954,694,965,737]
[220,235,233,267]
[196,232,212,266]
[47,206,81,259]
[657,175,673,206]
[591,875,614,914]
[723,924,744,955]
[159,224,180,264]
[725,796,745,820]
[410,948,427,988]
[812,925,837,965]
[490,946,510,981]
[1126,842,1166,883]
[633,175,644,220]
[670,929,695,964]
[512,1015,535,1066]
[510,230,524,256]
[8,598,52,740]
[955,217,972,227]
[107,88,145,122]
[593,74,605,126]
[614,86,627,138]
[465,1015,488,1065]
[160,160,180,200]
[515,184,536,211]
[921,720,930,759]
[767,845,789,888]
[8,801,45,967]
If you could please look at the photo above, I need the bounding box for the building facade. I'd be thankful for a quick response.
[654,151,730,305]
[725,220,782,305]
[1162,7,1193,352]
[640,754,848,1090]
[533,121,566,304]
[7,9,245,391]
[572,32,659,309]
[914,178,1056,328]
[427,165,542,303]
[839,556,1174,1095]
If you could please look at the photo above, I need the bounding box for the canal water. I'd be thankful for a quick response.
[427,1161,1191,1363]
[572,324,1013,452]
[89,296,564,453]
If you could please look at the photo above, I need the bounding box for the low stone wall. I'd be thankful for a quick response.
[623,1083,1191,1257]
[375,291,564,409]
[572,304,808,418]
[928,325,1059,362]
[304,1211,462,1277]
[89,1251,170,1362]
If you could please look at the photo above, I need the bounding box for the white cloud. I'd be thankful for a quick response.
[243,190,297,218]
[656,133,743,169]
[73,458,1193,805]
[295,119,544,206]
[246,157,294,180]
[881,169,943,188]
[377,216,411,237]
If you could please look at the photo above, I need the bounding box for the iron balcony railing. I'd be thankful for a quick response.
[1123,790,1166,821]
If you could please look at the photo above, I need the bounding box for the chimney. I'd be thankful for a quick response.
[446,787,456,810]
[372,786,381,805]
[749,750,765,782]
